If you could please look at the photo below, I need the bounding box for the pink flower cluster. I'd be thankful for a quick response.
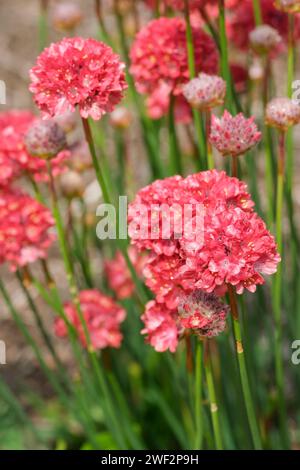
[29,37,127,120]
[105,247,148,300]
[129,170,280,352]
[55,289,126,350]
[130,17,218,120]
[0,189,55,271]
[0,110,68,186]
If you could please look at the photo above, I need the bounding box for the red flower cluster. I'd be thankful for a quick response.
[130,17,218,120]
[0,111,68,185]
[105,247,148,300]
[29,37,127,120]
[0,189,55,271]
[227,0,300,50]
[55,290,126,350]
[129,170,280,352]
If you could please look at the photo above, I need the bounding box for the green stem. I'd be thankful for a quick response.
[204,343,223,450]
[38,0,48,51]
[206,111,214,169]
[184,0,206,168]
[168,96,182,175]
[218,0,235,112]
[194,340,203,449]
[228,286,263,450]
[252,0,262,25]
[273,131,290,448]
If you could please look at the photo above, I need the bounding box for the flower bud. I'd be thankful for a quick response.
[274,0,300,13]
[183,73,226,111]
[60,171,84,199]
[25,120,67,159]
[178,291,229,338]
[110,107,132,130]
[265,97,300,131]
[249,24,281,55]
[52,3,83,32]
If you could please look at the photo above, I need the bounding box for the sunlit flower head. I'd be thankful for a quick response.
[29,37,127,120]
[183,73,226,110]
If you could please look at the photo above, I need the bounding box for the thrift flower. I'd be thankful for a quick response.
[29,37,127,120]
[183,73,226,110]
[265,97,300,130]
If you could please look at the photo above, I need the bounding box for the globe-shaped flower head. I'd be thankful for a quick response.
[29,37,127,120]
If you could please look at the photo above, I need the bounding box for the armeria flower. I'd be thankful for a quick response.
[249,24,282,55]
[183,73,226,111]
[209,111,262,157]
[265,97,300,130]
[0,189,55,271]
[227,0,300,50]
[141,300,179,353]
[0,110,69,184]
[274,0,300,13]
[129,170,280,302]
[178,290,229,337]
[130,17,218,120]
[52,2,83,32]
[54,289,126,350]
[29,37,127,120]
[105,247,148,300]
[25,120,67,160]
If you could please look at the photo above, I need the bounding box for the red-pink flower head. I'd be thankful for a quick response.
[265,97,300,130]
[178,290,229,337]
[227,0,300,50]
[274,0,300,13]
[105,247,148,300]
[183,73,226,111]
[55,289,126,350]
[0,110,69,184]
[129,170,280,303]
[130,17,218,120]
[141,300,180,353]
[0,189,55,271]
[29,37,127,120]
[209,111,262,157]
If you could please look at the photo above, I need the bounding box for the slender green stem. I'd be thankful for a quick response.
[273,131,290,448]
[204,343,223,450]
[218,0,234,112]
[95,0,111,44]
[286,14,295,195]
[38,0,48,51]
[82,118,149,305]
[228,286,263,450]
[184,0,206,168]
[168,96,182,175]
[194,340,203,449]
[252,0,262,25]
[206,111,214,169]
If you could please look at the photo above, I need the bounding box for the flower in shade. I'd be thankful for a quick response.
[249,24,282,55]
[54,289,126,350]
[105,247,148,300]
[29,37,127,120]
[274,0,300,13]
[178,290,229,337]
[52,2,83,32]
[227,0,300,50]
[209,111,262,157]
[0,189,55,271]
[130,17,218,120]
[0,110,69,184]
[25,120,67,159]
[141,300,179,353]
[183,73,226,111]
[265,97,300,130]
